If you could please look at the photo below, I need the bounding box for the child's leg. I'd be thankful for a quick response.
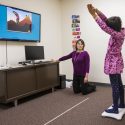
[105,74,120,113]
[118,75,125,108]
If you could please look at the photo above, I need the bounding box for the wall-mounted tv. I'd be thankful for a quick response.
[0,4,41,42]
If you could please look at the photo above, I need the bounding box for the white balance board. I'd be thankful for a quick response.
[101,106,125,120]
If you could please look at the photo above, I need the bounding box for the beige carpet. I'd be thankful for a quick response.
[0,86,124,125]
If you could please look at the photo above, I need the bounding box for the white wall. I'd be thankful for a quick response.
[0,0,63,66]
[61,0,125,84]
[1,0,125,84]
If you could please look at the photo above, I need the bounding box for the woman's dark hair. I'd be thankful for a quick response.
[75,39,85,50]
[106,16,122,32]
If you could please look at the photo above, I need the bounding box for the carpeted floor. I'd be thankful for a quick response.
[0,86,124,125]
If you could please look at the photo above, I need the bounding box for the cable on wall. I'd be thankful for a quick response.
[6,40,8,66]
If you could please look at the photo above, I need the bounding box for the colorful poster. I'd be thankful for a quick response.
[71,15,81,50]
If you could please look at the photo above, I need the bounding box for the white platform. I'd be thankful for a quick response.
[101,106,125,120]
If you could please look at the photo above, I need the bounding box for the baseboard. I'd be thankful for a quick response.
[66,79,125,87]
[88,82,110,87]
[66,79,72,82]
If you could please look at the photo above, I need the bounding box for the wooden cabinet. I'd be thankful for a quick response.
[36,64,59,90]
[7,68,36,98]
[0,62,59,106]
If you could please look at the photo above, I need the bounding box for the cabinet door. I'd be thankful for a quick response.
[36,63,59,90]
[7,68,36,98]
[0,72,6,98]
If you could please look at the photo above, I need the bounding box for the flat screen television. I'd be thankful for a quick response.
[0,4,41,42]
[25,46,44,62]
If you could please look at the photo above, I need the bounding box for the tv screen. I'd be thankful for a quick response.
[0,4,41,42]
[25,46,44,61]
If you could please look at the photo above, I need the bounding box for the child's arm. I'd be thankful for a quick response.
[95,8,107,22]
[87,4,124,38]
[95,17,124,38]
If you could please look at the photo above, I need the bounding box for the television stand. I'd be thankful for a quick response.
[0,62,59,106]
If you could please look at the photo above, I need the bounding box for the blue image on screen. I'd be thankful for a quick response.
[0,5,41,42]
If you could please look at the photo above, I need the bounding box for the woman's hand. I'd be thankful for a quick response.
[51,59,60,62]
[84,77,88,83]
[84,73,88,83]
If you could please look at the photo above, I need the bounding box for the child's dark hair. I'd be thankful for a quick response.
[75,39,85,50]
[106,16,122,32]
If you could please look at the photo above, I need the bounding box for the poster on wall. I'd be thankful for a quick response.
[71,15,81,50]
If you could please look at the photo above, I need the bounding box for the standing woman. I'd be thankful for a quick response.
[87,4,125,114]
[58,39,91,94]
